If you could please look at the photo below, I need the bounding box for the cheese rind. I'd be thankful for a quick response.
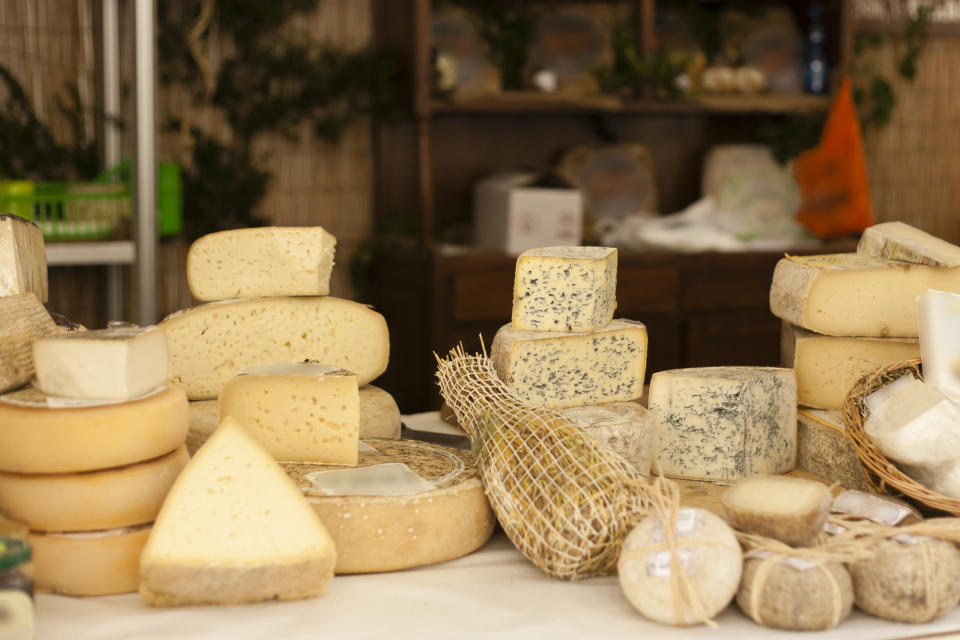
[737,558,853,630]
[0,384,189,473]
[219,362,359,465]
[721,475,832,546]
[186,226,336,301]
[858,221,960,267]
[0,446,188,532]
[782,322,919,410]
[32,325,169,401]
[0,214,47,302]
[139,416,337,606]
[491,319,647,409]
[796,409,869,491]
[918,289,960,403]
[161,296,389,400]
[559,402,653,475]
[511,246,617,332]
[770,254,960,337]
[358,385,401,439]
[0,293,58,393]
[650,367,796,484]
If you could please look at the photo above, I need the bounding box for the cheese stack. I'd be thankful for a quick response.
[490,246,652,473]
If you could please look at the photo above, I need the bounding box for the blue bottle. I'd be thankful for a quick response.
[805,4,829,94]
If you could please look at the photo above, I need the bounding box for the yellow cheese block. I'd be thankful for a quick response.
[31,525,151,596]
[0,385,189,473]
[0,446,188,532]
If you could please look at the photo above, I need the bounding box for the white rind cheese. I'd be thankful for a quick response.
[770,254,960,337]
[32,325,169,401]
[559,402,653,475]
[796,409,869,491]
[858,221,960,267]
[160,296,389,400]
[0,293,58,393]
[0,214,47,302]
[491,319,647,409]
[830,490,922,527]
[650,367,796,484]
[918,289,960,403]
[511,246,617,332]
[782,322,919,410]
[186,226,336,301]
[721,474,832,546]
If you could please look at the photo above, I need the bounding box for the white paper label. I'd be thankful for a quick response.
[305,463,437,497]
[647,549,695,578]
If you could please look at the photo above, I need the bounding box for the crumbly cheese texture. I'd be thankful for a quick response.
[797,409,869,491]
[491,319,647,409]
[0,214,47,302]
[650,367,796,484]
[32,325,169,401]
[161,296,389,400]
[782,322,919,410]
[186,226,336,301]
[140,416,336,606]
[219,362,359,465]
[770,254,960,337]
[0,293,58,393]
[358,385,401,439]
[918,289,960,403]
[858,221,960,267]
[0,446,188,532]
[0,384,189,473]
[559,402,653,475]
[511,246,617,332]
[721,474,832,546]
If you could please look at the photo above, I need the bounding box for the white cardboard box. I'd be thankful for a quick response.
[473,173,583,255]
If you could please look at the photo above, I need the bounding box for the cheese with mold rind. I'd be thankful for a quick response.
[0,214,47,302]
[721,474,832,546]
[796,409,869,491]
[858,221,960,267]
[0,293,58,393]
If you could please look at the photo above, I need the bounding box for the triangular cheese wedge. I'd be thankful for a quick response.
[139,416,337,606]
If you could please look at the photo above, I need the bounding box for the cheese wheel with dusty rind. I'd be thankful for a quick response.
[0,385,189,473]
[0,446,188,532]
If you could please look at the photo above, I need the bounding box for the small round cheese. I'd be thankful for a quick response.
[722,474,832,546]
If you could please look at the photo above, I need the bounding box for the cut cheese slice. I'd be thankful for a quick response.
[721,474,832,546]
[219,362,359,465]
[491,319,647,409]
[918,289,960,403]
[32,325,169,401]
[31,525,151,596]
[139,416,337,606]
[0,384,189,473]
[0,446,188,532]
[858,221,960,267]
[770,254,960,337]
[0,293,58,393]
[0,214,47,302]
[161,296,389,400]
[781,322,919,410]
[286,438,495,574]
[797,409,869,491]
[186,226,336,301]
[559,402,653,475]
[358,384,401,439]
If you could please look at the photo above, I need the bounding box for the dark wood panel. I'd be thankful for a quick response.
[680,256,779,311]
[450,270,513,322]
[684,311,782,369]
[618,265,678,315]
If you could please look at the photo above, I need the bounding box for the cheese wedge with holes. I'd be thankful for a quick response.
[220,362,359,464]
[858,221,960,267]
[0,293,58,393]
[161,296,389,400]
[139,416,337,606]
[0,214,47,301]
[770,254,960,337]
[186,226,336,301]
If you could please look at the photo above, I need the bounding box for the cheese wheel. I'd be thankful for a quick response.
[0,385,189,473]
[30,525,151,596]
[0,447,188,532]
[358,385,402,439]
[285,439,495,574]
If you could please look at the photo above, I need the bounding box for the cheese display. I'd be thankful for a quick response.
[0,384,189,473]
[781,322,919,410]
[0,293,58,393]
[160,296,389,400]
[186,226,336,301]
[219,362,359,465]
[490,319,647,409]
[830,490,922,527]
[858,221,960,267]
[511,246,617,332]
[32,325,169,401]
[0,214,47,302]
[617,507,742,626]
[796,409,870,491]
[902,460,960,500]
[285,438,495,574]
[918,289,960,403]
[30,525,151,596]
[737,557,853,630]
[769,254,960,337]
[649,367,796,483]
[559,402,653,475]
[139,417,337,606]
[0,446,187,532]
[721,475,832,546]
[357,385,401,440]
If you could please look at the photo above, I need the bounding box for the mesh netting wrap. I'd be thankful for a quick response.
[436,346,653,579]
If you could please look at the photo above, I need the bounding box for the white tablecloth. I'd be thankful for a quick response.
[35,532,960,640]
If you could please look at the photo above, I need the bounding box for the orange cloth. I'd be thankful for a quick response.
[793,76,874,238]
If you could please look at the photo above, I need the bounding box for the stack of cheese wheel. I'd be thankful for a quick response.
[772,221,960,490]
[489,246,653,473]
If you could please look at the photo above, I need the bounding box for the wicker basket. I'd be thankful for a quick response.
[842,357,960,516]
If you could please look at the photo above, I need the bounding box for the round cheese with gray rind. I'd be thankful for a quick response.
[560,402,652,475]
